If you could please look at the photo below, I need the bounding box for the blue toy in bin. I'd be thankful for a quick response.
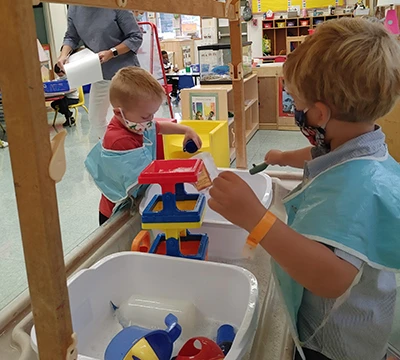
[105,313,182,360]
[43,79,70,93]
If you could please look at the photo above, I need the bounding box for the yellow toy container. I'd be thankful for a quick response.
[162,120,230,168]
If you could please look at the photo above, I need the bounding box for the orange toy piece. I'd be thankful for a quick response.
[131,231,151,252]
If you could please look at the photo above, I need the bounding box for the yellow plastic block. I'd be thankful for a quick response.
[142,220,203,231]
[162,120,229,167]
[124,338,158,360]
[152,199,198,212]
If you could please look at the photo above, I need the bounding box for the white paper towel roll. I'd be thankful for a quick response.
[64,48,103,89]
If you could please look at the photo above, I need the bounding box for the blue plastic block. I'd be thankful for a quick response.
[150,231,209,260]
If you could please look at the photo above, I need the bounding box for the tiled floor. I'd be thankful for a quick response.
[1,99,400,355]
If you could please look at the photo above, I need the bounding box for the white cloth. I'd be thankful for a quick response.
[88,80,114,138]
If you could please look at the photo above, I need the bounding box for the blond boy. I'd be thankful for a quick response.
[85,67,201,224]
[209,18,400,360]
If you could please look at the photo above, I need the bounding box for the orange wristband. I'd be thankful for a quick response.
[246,211,277,248]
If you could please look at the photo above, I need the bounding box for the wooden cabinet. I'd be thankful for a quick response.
[181,73,259,162]
[254,64,297,131]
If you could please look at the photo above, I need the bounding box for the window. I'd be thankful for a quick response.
[181,15,201,39]
[156,13,202,39]
[158,13,175,37]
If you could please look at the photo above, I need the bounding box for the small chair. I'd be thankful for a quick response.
[70,86,89,119]
[178,75,195,90]
[175,75,195,102]
[52,87,88,127]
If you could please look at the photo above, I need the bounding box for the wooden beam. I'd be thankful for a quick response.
[0,2,74,360]
[230,3,247,169]
[44,0,237,19]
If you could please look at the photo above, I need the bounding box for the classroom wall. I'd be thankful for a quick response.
[43,3,68,66]
[248,15,263,58]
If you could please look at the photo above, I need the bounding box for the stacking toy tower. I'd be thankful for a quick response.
[138,159,209,260]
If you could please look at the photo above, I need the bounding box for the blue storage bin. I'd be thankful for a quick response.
[43,79,70,93]
[191,64,200,73]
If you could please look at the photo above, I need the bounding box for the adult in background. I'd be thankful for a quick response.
[57,6,143,138]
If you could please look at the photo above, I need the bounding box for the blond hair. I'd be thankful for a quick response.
[283,17,400,122]
[109,66,165,109]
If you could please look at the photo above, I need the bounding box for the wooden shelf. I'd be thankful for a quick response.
[181,73,260,164]
[245,98,258,111]
[246,122,259,140]
[261,14,354,56]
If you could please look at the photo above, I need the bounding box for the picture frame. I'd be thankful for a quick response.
[278,77,294,118]
[276,77,297,130]
[189,93,219,120]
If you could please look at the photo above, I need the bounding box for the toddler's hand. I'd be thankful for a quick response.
[208,171,266,233]
[183,128,202,150]
[265,150,285,166]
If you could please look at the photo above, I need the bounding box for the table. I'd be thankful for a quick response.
[44,88,77,101]
[166,70,200,80]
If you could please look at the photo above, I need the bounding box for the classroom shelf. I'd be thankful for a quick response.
[181,73,259,163]
[262,14,353,56]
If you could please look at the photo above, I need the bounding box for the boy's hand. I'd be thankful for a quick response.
[183,128,202,149]
[98,50,113,64]
[208,171,266,232]
[265,150,285,166]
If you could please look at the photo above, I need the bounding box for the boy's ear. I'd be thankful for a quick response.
[315,102,331,125]
[113,108,121,117]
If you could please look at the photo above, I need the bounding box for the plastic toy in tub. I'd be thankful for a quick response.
[105,313,181,360]
[216,324,236,355]
[173,337,225,360]
[133,159,211,260]
[171,324,236,360]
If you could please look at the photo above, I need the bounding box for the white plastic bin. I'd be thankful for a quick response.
[140,168,273,259]
[30,252,258,360]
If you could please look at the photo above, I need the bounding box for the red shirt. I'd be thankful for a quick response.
[99,116,159,218]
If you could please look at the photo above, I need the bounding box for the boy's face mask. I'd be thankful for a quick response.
[119,108,154,135]
[294,108,329,150]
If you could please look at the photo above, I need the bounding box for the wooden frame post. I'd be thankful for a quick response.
[48,0,236,18]
[0,0,247,357]
[0,2,74,360]
[230,1,247,169]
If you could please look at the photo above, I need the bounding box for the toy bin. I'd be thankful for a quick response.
[140,168,273,260]
[163,120,230,168]
[30,252,259,360]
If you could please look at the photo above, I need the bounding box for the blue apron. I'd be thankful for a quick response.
[84,127,157,206]
[273,155,400,359]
